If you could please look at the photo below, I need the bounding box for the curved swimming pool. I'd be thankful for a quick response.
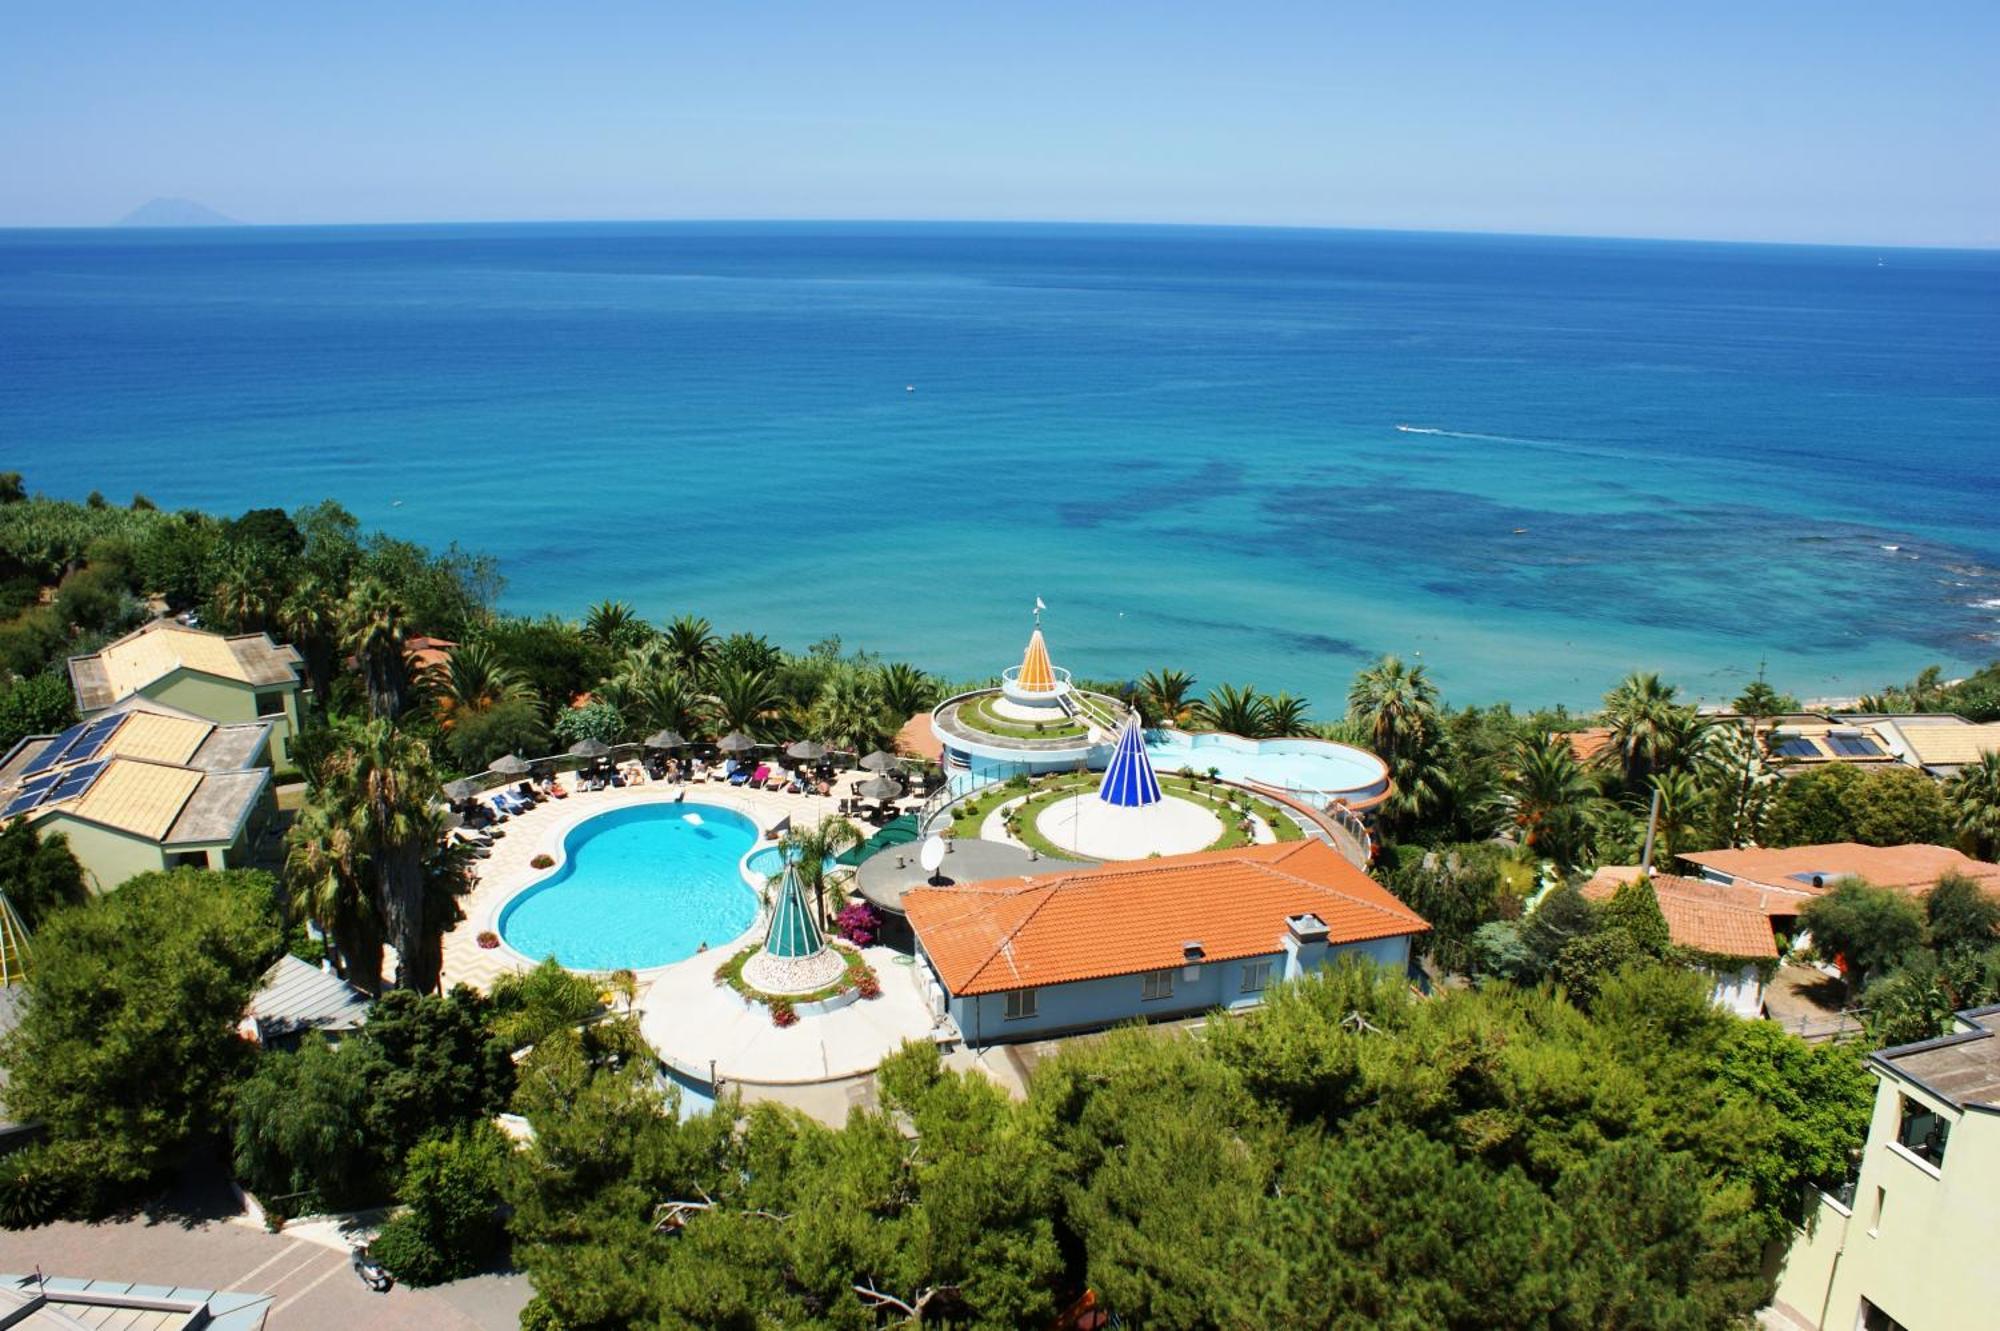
[1146,731,1391,806]
[499,802,760,970]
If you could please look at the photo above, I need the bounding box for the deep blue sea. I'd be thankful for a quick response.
[2,221,1997,708]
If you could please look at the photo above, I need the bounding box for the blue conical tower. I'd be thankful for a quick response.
[763,859,827,960]
[1098,710,1163,808]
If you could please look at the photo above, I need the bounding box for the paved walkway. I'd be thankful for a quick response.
[0,1207,520,1331]
[641,946,947,1085]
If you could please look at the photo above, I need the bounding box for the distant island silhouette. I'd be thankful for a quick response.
[117,197,237,227]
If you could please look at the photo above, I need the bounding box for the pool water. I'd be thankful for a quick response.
[499,802,759,970]
[743,845,837,881]
[1146,731,1389,800]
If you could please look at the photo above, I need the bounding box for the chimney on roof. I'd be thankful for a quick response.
[1286,913,1329,942]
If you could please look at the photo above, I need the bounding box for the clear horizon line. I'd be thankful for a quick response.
[6,211,1995,255]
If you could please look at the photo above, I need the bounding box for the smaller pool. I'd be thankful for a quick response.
[743,845,837,882]
[499,802,760,971]
[1147,731,1390,804]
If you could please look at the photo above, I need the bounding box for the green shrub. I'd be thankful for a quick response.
[372,1123,511,1286]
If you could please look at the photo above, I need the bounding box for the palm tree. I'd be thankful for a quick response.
[285,797,384,993]
[1264,692,1313,737]
[315,719,448,992]
[1492,732,1599,873]
[627,669,703,740]
[706,664,786,739]
[876,662,937,720]
[343,579,411,721]
[1197,683,1272,738]
[814,668,890,754]
[424,641,529,732]
[1600,671,1703,790]
[584,600,650,650]
[279,573,341,702]
[1641,768,1706,863]
[663,614,718,680]
[777,814,866,927]
[1137,669,1198,728]
[209,548,278,633]
[1947,751,2000,860]
[1346,655,1440,767]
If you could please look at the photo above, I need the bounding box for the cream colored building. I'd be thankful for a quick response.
[1771,1005,2000,1330]
[68,619,305,767]
[0,697,276,893]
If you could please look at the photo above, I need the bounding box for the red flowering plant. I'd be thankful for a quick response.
[833,901,880,947]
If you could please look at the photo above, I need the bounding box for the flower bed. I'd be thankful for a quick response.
[713,940,880,1022]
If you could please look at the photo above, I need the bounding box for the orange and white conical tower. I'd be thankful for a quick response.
[1017,628,1056,692]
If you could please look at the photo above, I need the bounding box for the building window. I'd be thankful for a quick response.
[1241,959,1273,993]
[1141,970,1174,1002]
[1860,1298,1909,1331]
[255,691,286,717]
[1896,1095,1950,1168]
[1869,1186,1885,1236]
[1003,989,1038,1021]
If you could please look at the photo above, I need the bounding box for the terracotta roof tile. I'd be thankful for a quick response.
[1565,728,1615,763]
[906,839,1428,995]
[1584,867,1814,917]
[1581,873,1778,958]
[1680,843,2000,897]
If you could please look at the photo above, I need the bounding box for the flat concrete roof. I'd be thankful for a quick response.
[166,769,268,847]
[1875,1009,2000,1110]
[189,721,272,773]
[856,837,1085,915]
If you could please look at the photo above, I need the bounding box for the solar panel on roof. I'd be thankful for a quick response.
[1774,737,1819,758]
[48,760,108,803]
[63,714,127,764]
[1827,733,1884,757]
[19,722,88,776]
[2,788,48,818]
[17,771,58,795]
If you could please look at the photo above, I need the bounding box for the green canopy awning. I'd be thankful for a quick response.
[835,814,922,866]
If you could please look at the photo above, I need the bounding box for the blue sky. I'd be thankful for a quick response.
[2,2,1994,245]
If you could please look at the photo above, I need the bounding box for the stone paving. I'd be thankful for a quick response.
[640,946,947,1086]
[0,1200,522,1331]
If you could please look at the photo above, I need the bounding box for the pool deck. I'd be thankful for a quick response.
[440,778,860,994]
[640,946,947,1087]
[437,778,952,1098]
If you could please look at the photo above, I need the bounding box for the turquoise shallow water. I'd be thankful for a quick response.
[1148,732,1386,798]
[3,221,1996,706]
[498,802,758,970]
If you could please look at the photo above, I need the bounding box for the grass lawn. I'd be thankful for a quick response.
[948,771,1304,858]
[951,693,1091,741]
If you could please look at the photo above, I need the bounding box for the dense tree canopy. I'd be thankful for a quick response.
[504,964,1870,1331]
[0,817,88,927]
[0,869,283,1215]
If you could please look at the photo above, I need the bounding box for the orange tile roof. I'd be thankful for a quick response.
[906,839,1428,995]
[405,636,457,673]
[1680,843,2000,897]
[1565,727,1615,763]
[1581,873,1779,959]
[1584,867,1814,917]
[895,712,943,763]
